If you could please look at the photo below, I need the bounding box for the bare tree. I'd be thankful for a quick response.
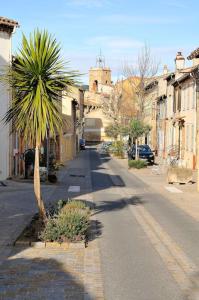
[101,80,135,126]
[101,82,123,125]
[123,44,159,120]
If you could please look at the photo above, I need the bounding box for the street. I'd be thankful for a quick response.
[1,5,199,300]
[89,146,199,300]
[1,147,199,299]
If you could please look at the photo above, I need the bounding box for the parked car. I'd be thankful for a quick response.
[98,141,113,154]
[79,139,86,150]
[102,141,113,148]
[128,144,155,164]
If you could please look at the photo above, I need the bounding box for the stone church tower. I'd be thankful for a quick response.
[84,53,113,142]
[89,52,112,93]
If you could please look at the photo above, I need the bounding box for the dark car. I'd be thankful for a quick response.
[79,139,86,150]
[128,144,155,164]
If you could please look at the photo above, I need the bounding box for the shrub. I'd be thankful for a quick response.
[40,199,90,242]
[40,218,60,241]
[62,200,87,211]
[128,159,147,169]
[57,209,89,241]
[46,199,68,217]
[112,141,125,158]
[57,199,68,212]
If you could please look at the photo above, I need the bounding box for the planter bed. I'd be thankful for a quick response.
[14,199,90,249]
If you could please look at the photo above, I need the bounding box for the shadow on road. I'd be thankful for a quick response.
[0,255,91,300]
[92,196,145,216]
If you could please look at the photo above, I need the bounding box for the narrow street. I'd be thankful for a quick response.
[1,147,199,299]
[89,146,199,300]
[1,3,199,300]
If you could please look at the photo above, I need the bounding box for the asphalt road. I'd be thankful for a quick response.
[89,147,199,300]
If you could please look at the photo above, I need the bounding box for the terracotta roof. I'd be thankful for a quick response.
[187,48,199,60]
[0,16,19,28]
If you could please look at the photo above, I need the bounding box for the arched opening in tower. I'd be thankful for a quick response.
[93,80,98,92]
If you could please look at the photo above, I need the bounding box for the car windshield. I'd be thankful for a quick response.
[138,145,151,152]
[132,145,151,152]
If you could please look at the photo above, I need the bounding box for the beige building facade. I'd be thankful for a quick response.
[60,86,84,162]
[142,50,199,170]
[0,17,19,180]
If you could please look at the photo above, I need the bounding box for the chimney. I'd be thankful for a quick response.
[187,48,199,66]
[192,57,199,66]
[163,65,168,75]
[175,52,185,71]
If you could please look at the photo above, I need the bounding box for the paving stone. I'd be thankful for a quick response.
[0,149,104,299]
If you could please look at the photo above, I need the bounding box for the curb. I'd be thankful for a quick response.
[14,240,86,249]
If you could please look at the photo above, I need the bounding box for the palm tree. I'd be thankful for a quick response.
[1,30,78,220]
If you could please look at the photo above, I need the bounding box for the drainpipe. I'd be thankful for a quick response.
[178,122,181,159]
[195,79,199,191]
[191,72,199,191]
[163,97,167,159]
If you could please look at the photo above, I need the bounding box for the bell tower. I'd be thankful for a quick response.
[89,51,111,92]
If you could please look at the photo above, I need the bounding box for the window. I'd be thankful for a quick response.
[93,80,98,92]
[170,95,174,117]
[186,124,194,152]
[191,84,195,109]
[191,124,194,152]
[186,85,189,110]
[182,88,185,111]
[177,87,181,111]
[186,125,189,151]
[173,90,177,113]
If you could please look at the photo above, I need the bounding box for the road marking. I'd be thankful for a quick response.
[98,153,199,297]
[165,186,183,193]
[100,156,198,291]
[68,185,80,192]
[109,176,195,291]
[127,200,197,291]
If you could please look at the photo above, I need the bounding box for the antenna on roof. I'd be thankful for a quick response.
[96,49,105,68]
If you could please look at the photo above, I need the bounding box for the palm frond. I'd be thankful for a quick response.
[1,29,79,145]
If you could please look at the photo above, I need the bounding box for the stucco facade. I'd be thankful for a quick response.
[61,86,84,162]
[142,50,199,170]
[0,17,19,180]
[61,93,76,162]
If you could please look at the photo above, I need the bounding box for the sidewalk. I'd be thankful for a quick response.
[112,156,199,223]
[0,149,104,299]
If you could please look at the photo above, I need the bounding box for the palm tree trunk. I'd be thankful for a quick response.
[34,141,46,221]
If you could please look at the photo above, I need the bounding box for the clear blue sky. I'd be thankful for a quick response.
[1,0,199,83]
